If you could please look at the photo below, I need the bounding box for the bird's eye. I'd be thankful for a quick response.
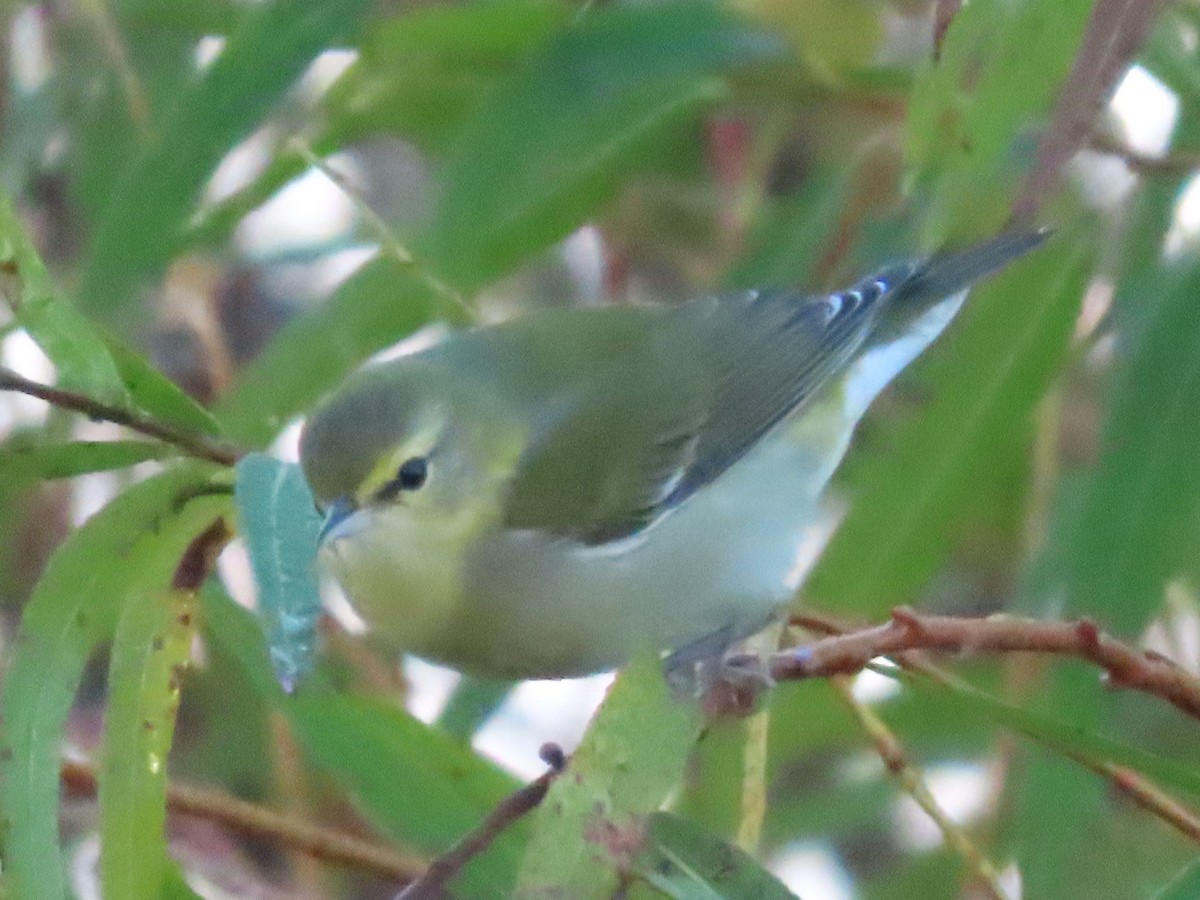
[396,456,429,490]
[375,455,429,502]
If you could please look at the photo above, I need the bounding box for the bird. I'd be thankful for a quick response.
[300,229,1047,688]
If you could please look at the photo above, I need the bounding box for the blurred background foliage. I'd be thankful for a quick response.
[0,0,1198,897]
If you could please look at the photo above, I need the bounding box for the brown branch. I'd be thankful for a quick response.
[395,744,567,900]
[1088,132,1200,176]
[830,677,1008,900]
[786,610,1200,849]
[766,607,1200,723]
[61,758,426,882]
[1103,762,1200,844]
[933,0,962,61]
[1011,0,1169,224]
[0,366,241,467]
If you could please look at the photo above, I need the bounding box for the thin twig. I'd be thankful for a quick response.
[1089,132,1200,176]
[830,677,1008,900]
[60,759,426,882]
[1102,763,1200,843]
[734,623,782,853]
[396,744,567,900]
[768,607,1200,723]
[0,366,240,467]
[785,610,1200,848]
[287,139,471,320]
[75,0,153,138]
[1011,0,1168,224]
[933,0,962,61]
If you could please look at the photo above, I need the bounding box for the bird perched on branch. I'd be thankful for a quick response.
[301,230,1047,690]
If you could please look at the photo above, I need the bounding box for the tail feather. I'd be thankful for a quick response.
[895,228,1051,309]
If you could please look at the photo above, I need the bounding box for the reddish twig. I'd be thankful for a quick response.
[0,366,241,466]
[785,609,1200,848]
[766,607,1200,722]
[61,759,426,882]
[395,744,567,900]
[1104,763,1200,844]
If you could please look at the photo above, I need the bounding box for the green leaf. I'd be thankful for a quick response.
[100,578,201,900]
[889,665,1200,799]
[1063,261,1200,634]
[234,453,323,690]
[634,812,798,900]
[906,0,1093,223]
[326,0,571,154]
[286,692,526,894]
[0,465,229,900]
[1014,258,1200,898]
[425,0,783,290]
[0,439,175,479]
[1155,857,1200,900]
[216,258,440,447]
[0,191,127,403]
[106,339,225,438]
[437,676,516,743]
[78,0,373,319]
[807,229,1091,616]
[199,589,526,896]
[517,655,703,898]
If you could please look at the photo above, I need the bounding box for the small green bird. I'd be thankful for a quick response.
[300,230,1046,686]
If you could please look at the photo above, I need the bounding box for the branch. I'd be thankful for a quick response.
[1102,762,1200,844]
[0,366,241,467]
[933,0,962,61]
[829,677,1008,900]
[764,607,1200,723]
[784,610,1200,849]
[1011,0,1168,224]
[60,759,426,882]
[1089,132,1200,176]
[395,744,567,900]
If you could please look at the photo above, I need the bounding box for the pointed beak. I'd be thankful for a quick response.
[318,497,357,545]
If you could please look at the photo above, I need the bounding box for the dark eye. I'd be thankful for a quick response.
[375,455,429,502]
[396,456,429,490]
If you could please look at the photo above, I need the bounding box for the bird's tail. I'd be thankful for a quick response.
[894,228,1051,310]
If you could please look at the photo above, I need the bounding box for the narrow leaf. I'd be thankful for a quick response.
[106,339,225,438]
[0,465,229,900]
[426,1,783,289]
[199,589,527,896]
[635,812,798,900]
[100,581,200,899]
[0,439,175,479]
[437,676,516,743]
[517,655,702,898]
[78,0,373,318]
[0,191,126,402]
[1155,857,1200,900]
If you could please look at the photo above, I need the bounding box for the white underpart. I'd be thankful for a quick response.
[843,290,966,422]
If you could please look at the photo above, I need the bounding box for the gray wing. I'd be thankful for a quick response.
[660,265,914,506]
[502,229,1047,545]
[502,268,906,545]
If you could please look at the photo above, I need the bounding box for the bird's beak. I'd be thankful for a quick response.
[318,497,357,545]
